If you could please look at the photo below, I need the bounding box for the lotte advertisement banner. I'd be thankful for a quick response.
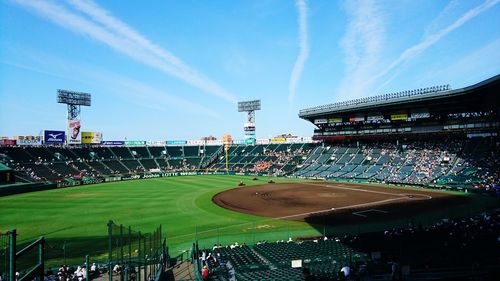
[67,120,82,144]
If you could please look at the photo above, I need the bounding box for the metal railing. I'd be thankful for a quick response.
[6,229,45,281]
[299,84,451,116]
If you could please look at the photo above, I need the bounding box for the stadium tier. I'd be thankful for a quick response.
[195,209,500,281]
[197,239,366,281]
[300,74,499,141]
[0,140,497,188]
[0,143,313,183]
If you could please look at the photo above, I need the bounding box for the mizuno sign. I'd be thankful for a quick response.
[44,130,65,144]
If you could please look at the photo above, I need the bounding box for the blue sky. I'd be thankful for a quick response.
[1,0,499,141]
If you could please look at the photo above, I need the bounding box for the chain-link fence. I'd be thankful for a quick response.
[0,230,45,281]
[0,222,169,281]
[106,221,167,281]
[1,232,9,281]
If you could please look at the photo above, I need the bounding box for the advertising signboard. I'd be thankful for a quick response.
[410,112,430,119]
[391,114,408,121]
[286,137,303,143]
[124,141,146,146]
[271,137,286,143]
[17,139,42,146]
[187,140,204,145]
[16,136,42,146]
[232,139,246,145]
[205,140,223,145]
[101,141,125,146]
[0,140,16,146]
[81,132,103,144]
[67,120,81,144]
[328,117,342,123]
[367,113,384,121]
[349,116,365,122]
[255,138,270,145]
[145,141,166,146]
[44,130,65,144]
[314,118,328,124]
[166,140,187,145]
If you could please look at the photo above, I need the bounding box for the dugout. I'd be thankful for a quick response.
[0,163,15,184]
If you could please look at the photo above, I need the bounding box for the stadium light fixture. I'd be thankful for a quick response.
[238,100,261,144]
[57,89,92,120]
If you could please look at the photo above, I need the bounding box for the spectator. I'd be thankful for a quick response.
[340,264,350,280]
[302,268,317,281]
[201,265,209,280]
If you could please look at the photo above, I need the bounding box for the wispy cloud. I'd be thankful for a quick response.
[373,0,499,88]
[337,0,498,99]
[416,38,500,88]
[288,0,309,104]
[337,0,385,99]
[2,46,220,118]
[11,0,237,104]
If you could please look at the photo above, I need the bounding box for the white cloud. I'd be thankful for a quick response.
[373,0,500,86]
[417,38,500,88]
[336,0,385,99]
[11,0,237,104]
[2,46,219,118]
[337,0,498,99]
[288,0,309,104]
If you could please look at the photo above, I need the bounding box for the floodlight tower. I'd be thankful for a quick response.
[238,100,261,144]
[57,89,91,120]
[57,89,91,144]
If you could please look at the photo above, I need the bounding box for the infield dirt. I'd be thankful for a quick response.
[213,181,469,225]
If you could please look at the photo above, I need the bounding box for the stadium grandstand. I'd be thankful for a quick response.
[1,76,498,192]
[295,74,499,189]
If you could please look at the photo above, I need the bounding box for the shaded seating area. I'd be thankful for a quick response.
[198,239,366,281]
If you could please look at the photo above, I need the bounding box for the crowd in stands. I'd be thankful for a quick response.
[0,137,497,189]
[296,137,499,189]
[252,160,273,172]
[39,263,102,281]
[38,261,146,281]
[0,145,209,183]
[229,145,312,176]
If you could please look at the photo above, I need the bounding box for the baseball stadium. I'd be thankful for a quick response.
[1,1,500,281]
[1,75,499,281]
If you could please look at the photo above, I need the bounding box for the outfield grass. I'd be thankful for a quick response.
[0,175,497,268]
[0,175,311,266]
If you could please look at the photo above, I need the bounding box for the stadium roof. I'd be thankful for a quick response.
[299,74,500,119]
[0,163,12,171]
